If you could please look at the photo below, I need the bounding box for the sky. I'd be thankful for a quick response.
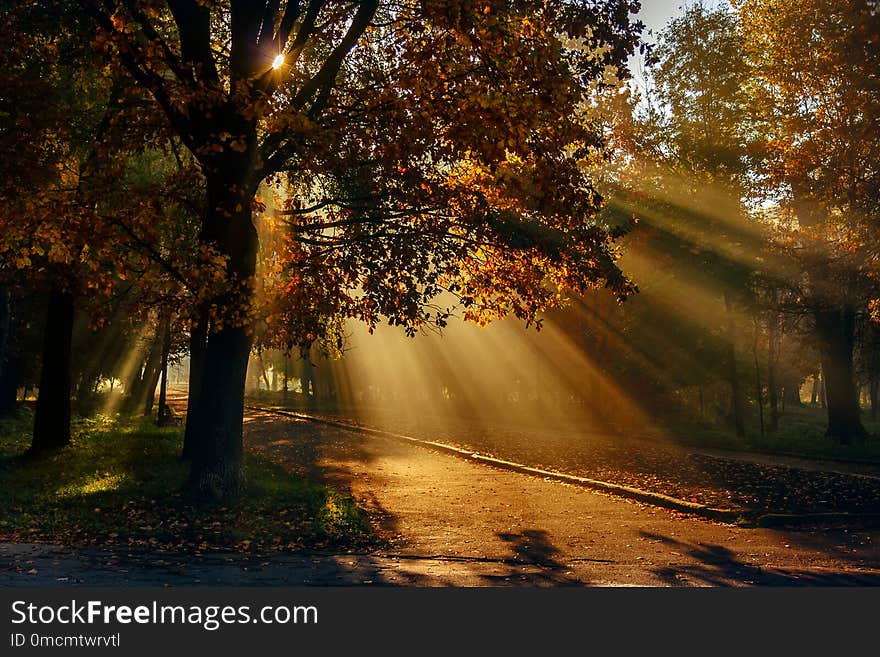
[636,0,732,35]
[630,1,732,80]
[636,0,687,34]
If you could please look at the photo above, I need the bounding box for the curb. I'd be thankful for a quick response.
[246,405,744,524]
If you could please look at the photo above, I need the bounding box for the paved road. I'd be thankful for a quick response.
[3,408,878,586]
[243,409,880,586]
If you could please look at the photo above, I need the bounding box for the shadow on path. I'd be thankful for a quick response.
[640,531,880,586]
[476,529,585,586]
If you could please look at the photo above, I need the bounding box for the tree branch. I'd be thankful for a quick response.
[293,0,379,117]
[79,1,195,150]
[167,0,220,84]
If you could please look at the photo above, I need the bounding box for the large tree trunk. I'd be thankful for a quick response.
[814,305,866,443]
[724,292,746,437]
[187,168,258,500]
[30,287,75,454]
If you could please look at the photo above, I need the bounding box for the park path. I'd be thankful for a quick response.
[4,405,878,586]
[242,409,880,586]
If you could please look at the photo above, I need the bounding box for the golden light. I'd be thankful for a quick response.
[272,54,285,70]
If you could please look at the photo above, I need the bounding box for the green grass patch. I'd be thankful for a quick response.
[0,406,375,553]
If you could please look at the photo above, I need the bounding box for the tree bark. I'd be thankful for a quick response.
[186,168,258,500]
[30,287,75,454]
[814,305,866,443]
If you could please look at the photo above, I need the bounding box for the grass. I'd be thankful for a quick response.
[660,405,880,463]
[0,405,375,553]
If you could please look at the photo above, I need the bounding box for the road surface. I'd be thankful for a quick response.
[3,407,878,586]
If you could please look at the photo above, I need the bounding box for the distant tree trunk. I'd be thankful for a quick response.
[74,318,125,417]
[866,324,880,423]
[123,348,146,403]
[871,378,878,422]
[753,321,765,439]
[814,305,866,443]
[125,339,159,414]
[810,370,819,405]
[282,353,289,404]
[141,329,164,417]
[324,362,336,401]
[724,291,745,437]
[156,314,171,427]
[74,370,100,417]
[0,286,21,416]
[766,301,780,431]
[782,372,802,411]
[0,354,21,416]
[30,287,75,454]
[183,315,208,459]
[258,352,270,391]
[301,354,316,408]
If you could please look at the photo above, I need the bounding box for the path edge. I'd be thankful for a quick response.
[246,405,744,523]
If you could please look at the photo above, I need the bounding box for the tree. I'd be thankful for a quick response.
[739,0,880,442]
[624,2,761,435]
[0,2,202,452]
[78,0,644,498]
